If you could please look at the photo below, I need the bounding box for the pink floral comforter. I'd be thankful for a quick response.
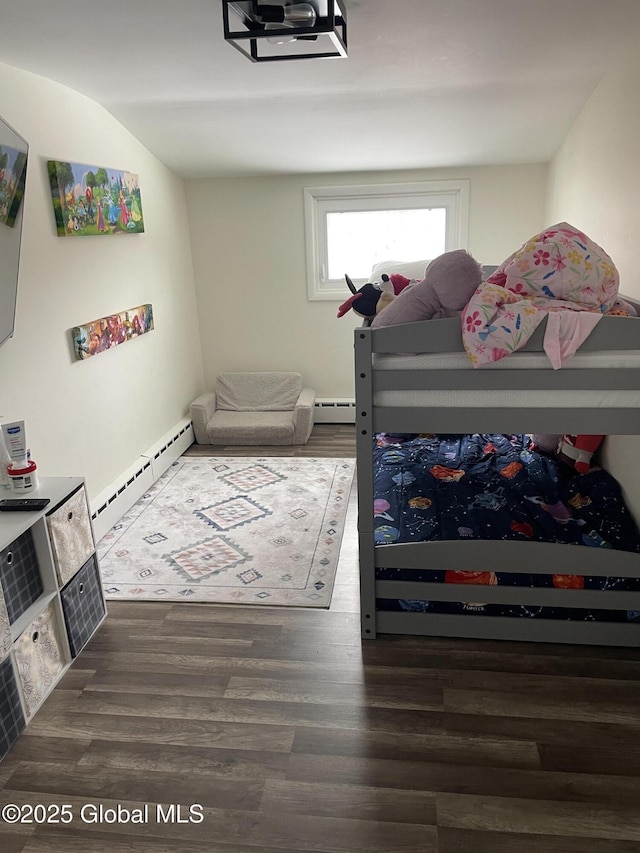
[462,223,619,368]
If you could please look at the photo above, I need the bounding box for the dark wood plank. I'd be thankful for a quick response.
[539,741,640,776]
[80,669,231,698]
[52,687,442,734]
[85,633,257,658]
[0,832,32,853]
[436,792,640,841]
[162,604,359,628]
[292,726,540,769]
[5,762,264,812]
[5,735,92,765]
[20,831,318,853]
[22,710,295,752]
[84,655,365,686]
[252,812,437,853]
[260,778,437,825]
[77,739,289,780]
[438,828,640,853]
[152,620,284,641]
[361,641,640,681]
[55,668,96,691]
[444,686,640,725]
[223,676,444,710]
[443,709,640,755]
[286,752,640,805]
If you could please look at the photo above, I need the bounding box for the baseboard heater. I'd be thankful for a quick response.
[313,398,356,424]
[90,418,194,541]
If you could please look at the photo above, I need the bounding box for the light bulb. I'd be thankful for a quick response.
[283,3,316,25]
[265,21,297,44]
[257,3,317,26]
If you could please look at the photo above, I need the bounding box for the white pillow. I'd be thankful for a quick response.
[367,259,431,284]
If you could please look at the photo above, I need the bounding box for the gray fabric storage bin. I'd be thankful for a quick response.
[46,485,95,587]
[0,529,43,625]
[14,602,66,718]
[0,655,25,761]
[60,555,105,658]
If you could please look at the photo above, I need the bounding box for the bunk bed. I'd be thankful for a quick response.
[354,313,640,645]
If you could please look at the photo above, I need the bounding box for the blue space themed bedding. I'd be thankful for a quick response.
[373,433,640,623]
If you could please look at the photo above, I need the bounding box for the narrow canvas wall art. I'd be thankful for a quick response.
[48,160,144,236]
[72,304,154,360]
[0,144,27,228]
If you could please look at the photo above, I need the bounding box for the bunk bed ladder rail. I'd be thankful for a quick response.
[354,327,378,638]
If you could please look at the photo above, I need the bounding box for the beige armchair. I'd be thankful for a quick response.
[190,372,315,446]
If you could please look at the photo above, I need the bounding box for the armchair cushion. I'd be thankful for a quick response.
[190,392,217,445]
[216,372,302,412]
[292,386,315,445]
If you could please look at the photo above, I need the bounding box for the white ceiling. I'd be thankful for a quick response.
[1,0,640,179]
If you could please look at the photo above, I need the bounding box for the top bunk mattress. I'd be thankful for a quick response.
[360,316,640,410]
[374,350,640,370]
[373,349,640,408]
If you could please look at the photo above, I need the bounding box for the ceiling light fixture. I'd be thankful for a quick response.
[222,1,347,62]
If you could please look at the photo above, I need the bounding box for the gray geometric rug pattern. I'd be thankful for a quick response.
[97,457,355,607]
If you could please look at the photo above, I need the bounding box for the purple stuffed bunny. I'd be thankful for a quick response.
[370,250,483,328]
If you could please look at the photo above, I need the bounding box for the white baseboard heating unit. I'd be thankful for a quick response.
[90,417,194,541]
[313,398,356,423]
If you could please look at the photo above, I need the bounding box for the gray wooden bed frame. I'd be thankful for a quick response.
[354,313,640,646]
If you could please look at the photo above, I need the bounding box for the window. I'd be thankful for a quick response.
[304,180,470,300]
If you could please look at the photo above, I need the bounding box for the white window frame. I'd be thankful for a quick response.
[304,179,470,301]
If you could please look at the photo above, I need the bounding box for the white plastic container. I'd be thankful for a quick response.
[2,420,27,462]
[7,460,39,491]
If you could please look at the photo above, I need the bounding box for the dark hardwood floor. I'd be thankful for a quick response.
[183,424,358,459]
[2,425,640,851]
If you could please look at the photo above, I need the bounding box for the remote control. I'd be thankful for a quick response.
[0,498,50,511]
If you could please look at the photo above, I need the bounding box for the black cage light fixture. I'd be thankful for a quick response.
[222,1,347,62]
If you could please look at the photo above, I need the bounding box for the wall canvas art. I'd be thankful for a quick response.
[0,144,27,227]
[72,304,154,360]
[48,160,144,237]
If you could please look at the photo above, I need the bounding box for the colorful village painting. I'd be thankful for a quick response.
[48,160,144,237]
[0,144,27,228]
[72,304,154,360]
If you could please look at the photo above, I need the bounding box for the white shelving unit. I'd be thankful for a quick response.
[0,477,107,761]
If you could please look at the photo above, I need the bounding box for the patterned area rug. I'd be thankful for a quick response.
[97,457,355,607]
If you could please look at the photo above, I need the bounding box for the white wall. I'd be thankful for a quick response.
[546,45,640,301]
[546,43,640,519]
[186,165,547,398]
[0,63,204,500]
